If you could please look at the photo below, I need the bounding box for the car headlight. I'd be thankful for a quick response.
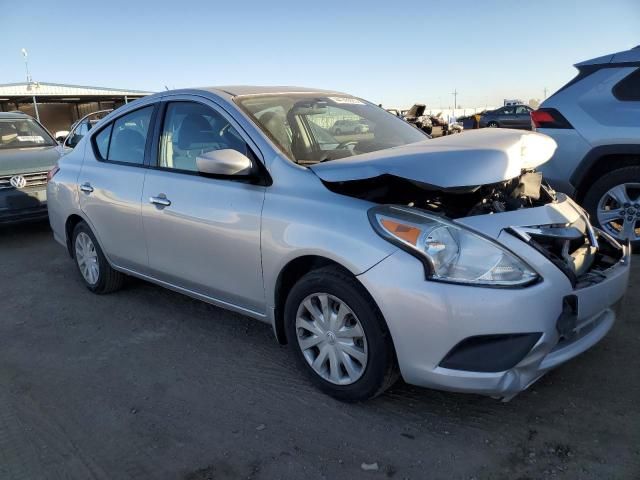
[368,205,539,287]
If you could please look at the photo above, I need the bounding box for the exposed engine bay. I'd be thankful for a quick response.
[324,169,555,218]
[325,168,625,287]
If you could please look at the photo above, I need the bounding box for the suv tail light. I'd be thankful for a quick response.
[46,165,60,182]
[531,108,573,129]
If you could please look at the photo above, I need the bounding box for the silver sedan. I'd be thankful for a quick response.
[47,86,630,401]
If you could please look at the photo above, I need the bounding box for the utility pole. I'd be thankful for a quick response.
[451,89,458,110]
[543,87,548,99]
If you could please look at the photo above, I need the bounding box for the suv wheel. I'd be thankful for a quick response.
[583,166,640,248]
[72,222,124,293]
[487,121,499,128]
[284,266,398,402]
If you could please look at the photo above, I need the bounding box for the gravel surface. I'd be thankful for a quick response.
[1,221,639,479]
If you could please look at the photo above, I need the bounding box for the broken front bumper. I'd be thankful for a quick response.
[357,236,630,399]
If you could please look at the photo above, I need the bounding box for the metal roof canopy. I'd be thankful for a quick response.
[0,82,153,104]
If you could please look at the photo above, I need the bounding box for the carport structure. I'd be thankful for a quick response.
[0,82,153,134]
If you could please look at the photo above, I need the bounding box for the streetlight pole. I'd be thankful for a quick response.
[21,49,39,122]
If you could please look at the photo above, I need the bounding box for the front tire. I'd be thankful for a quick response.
[284,266,398,402]
[582,166,640,248]
[72,222,124,294]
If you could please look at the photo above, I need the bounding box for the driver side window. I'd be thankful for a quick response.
[158,101,248,172]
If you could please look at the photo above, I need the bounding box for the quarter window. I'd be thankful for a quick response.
[95,124,112,159]
[158,102,249,172]
[105,106,154,165]
[613,67,640,101]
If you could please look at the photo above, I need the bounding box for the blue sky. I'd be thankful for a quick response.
[1,0,638,108]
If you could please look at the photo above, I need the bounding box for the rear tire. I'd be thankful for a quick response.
[284,266,398,402]
[72,222,124,294]
[582,166,640,249]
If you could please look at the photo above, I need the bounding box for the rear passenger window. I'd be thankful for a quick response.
[106,106,154,165]
[95,124,112,159]
[613,68,640,101]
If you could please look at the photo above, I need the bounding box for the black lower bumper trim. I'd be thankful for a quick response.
[439,333,542,373]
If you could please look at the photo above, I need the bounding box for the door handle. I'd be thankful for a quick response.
[80,183,94,193]
[149,195,171,207]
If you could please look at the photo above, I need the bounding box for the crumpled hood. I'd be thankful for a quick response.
[0,145,61,176]
[310,129,557,188]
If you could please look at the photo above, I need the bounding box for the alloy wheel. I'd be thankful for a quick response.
[75,232,100,284]
[596,182,640,243]
[295,293,368,385]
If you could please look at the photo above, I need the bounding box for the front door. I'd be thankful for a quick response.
[514,106,533,129]
[141,99,266,314]
[498,106,516,127]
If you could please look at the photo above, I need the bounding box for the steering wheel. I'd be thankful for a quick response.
[336,140,358,150]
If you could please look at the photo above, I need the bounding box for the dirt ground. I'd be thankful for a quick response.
[1,221,638,480]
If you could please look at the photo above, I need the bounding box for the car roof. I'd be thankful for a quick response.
[576,45,640,67]
[198,85,350,97]
[0,112,31,119]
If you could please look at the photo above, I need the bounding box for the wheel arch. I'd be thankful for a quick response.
[272,255,360,345]
[64,212,111,265]
[572,145,640,202]
[65,214,85,258]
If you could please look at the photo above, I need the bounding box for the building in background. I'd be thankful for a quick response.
[0,82,152,133]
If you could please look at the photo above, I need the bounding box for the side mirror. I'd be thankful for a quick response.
[196,149,253,176]
[65,134,80,148]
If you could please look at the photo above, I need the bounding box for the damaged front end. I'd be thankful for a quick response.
[315,129,625,286]
[323,169,554,218]
[325,169,625,288]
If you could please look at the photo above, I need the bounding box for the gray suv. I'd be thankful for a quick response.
[536,45,640,247]
[47,87,629,402]
[0,112,60,223]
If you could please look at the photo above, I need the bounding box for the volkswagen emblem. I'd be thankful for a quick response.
[10,175,27,189]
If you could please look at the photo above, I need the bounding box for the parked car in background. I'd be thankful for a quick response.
[535,45,640,247]
[479,105,533,129]
[63,109,113,151]
[331,119,369,135]
[402,104,433,135]
[0,112,61,223]
[48,87,628,402]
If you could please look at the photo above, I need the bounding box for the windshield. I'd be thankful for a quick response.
[236,94,427,164]
[0,117,56,150]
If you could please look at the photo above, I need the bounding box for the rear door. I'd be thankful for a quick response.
[78,104,158,271]
[140,97,266,314]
